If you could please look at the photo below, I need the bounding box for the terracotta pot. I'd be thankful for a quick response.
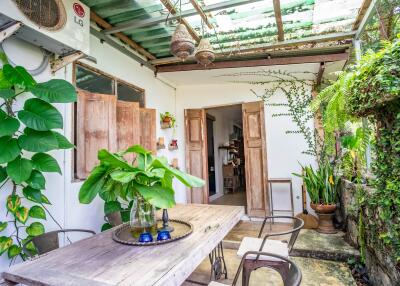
[310,203,338,234]
[163,117,171,123]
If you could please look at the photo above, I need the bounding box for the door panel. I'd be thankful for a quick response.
[242,102,269,217]
[185,109,208,204]
[139,108,157,154]
[117,101,140,162]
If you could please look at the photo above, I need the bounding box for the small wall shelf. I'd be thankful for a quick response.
[161,122,172,129]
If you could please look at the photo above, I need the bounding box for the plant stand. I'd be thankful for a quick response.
[316,213,337,234]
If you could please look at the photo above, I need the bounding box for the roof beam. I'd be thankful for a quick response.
[90,27,155,72]
[352,0,373,30]
[355,0,376,39]
[160,0,200,42]
[103,0,264,34]
[151,31,356,65]
[90,11,156,60]
[156,52,349,72]
[189,0,213,29]
[273,0,284,41]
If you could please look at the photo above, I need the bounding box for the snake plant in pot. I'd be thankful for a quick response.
[79,145,205,237]
[293,161,339,233]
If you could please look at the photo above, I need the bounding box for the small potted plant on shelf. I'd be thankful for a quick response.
[79,145,204,237]
[294,161,339,234]
[160,112,176,129]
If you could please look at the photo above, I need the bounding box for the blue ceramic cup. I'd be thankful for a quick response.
[157,230,171,241]
[139,232,153,243]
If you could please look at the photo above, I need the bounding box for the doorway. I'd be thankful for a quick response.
[185,102,270,217]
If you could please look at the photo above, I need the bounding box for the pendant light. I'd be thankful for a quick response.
[170,0,195,61]
[195,20,215,66]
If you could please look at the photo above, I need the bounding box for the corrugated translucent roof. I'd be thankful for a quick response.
[82,0,364,59]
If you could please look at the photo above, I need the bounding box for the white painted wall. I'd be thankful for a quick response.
[175,83,317,216]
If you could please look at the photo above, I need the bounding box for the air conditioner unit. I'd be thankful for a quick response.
[0,0,90,56]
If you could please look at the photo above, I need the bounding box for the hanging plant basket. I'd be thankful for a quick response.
[170,24,195,61]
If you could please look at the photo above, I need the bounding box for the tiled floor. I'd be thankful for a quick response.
[210,190,247,207]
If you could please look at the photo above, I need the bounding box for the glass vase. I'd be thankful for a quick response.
[130,196,157,238]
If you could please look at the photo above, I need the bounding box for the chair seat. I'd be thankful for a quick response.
[208,282,227,286]
[237,237,289,261]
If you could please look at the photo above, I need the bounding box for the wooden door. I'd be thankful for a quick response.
[242,102,270,217]
[139,108,156,154]
[76,89,117,179]
[117,101,140,161]
[185,109,208,204]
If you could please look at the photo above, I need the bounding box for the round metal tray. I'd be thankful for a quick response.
[112,219,193,246]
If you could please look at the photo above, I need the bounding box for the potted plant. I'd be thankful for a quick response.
[160,112,176,129]
[294,161,339,233]
[79,145,204,237]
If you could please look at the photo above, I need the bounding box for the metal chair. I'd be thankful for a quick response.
[209,251,302,286]
[236,216,304,285]
[22,229,95,257]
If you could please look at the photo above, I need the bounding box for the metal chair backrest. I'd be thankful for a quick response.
[22,229,95,257]
[258,216,304,252]
[232,251,302,286]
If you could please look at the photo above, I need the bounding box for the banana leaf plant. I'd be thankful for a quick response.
[79,145,205,229]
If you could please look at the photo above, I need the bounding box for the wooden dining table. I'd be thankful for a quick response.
[2,204,244,286]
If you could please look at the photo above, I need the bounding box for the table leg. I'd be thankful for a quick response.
[209,241,228,281]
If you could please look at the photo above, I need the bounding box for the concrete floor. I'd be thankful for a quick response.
[183,221,357,286]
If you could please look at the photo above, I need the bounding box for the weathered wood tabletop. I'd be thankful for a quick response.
[2,204,244,286]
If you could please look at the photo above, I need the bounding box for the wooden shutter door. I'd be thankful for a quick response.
[117,101,140,161]
[139,108,156,154]
[76,90,117,179]
[185,109,208,204]
[242,102,270,217]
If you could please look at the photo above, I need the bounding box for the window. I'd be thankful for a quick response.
[75,65,114,95]
[117,81,145,107]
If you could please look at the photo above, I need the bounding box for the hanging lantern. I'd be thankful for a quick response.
[170,24,195,61]
[195,38,215,66]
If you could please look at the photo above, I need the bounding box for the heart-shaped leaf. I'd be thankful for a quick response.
[3,65,36,88]
[0,116,20,137]
[23,186,42,203]
[0,236,13,255]
[31,153,61,174]
[6,195,20,213]
[0,136,21,164]
[133,182,176,209]
[28,205,46,220]
[0,89,14,99]
[30,79,76,103]
[0,222,8,232]
[53,131,74,149]
[6,156,33,184]
[0,166,7,183]
[7,244,21,258]
[26,170,46,190]
[26,222,45,237]
[79,165,108,204]
[18,128,58,152]
[15,206,29,224]
[18,98,63,131]
[104,201,121,215]
[98,149,135,170]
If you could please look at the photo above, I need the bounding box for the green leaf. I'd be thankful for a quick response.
[0,116,20,137]
[104,201,121,215]
[133,182,176,209]
[101,223,112,232]
[125,145,152,155]
[21,236,37,255]
[29,205,46,220]
[7,245,21,258]
[31,153,61,174]
[0,89,14,99]
[18,128,58,152]
[98,149,135,170]
[6,156,32,184]
[0,166,7,183]
[0,222,7,232]
[26,170,46,190]
[3,65,36,88]
[0,136,21,163]
[26,222,45,237]
[151,158,205,188]
[79,165,108,204]
[6,195,20,213]
[110,170,137,184]
[41,194,51,205]
[31,79,77,103]
[0,236,13,255]
[53,131,74,149]
[23,186,42,203]
[18,98,63,131]
[15,206,29,224]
